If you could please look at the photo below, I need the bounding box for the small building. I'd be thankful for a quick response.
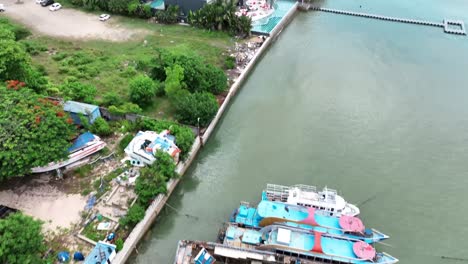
[84,241,116,264]
[63,101,101,125]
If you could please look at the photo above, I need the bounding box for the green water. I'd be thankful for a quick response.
[133,1,468,263]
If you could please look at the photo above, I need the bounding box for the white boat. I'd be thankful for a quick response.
[31,132,106,173]
[263,184,360,217]
[123,130,180,167]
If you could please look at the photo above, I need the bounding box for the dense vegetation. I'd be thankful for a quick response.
[189,0,252,36]
[69,0,152,18]
[0,213,46,264]
[119,151,179,228]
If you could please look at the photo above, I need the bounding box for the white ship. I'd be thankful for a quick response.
[123,130,180,167]
[263,184,360,217]
[31,132,106,173]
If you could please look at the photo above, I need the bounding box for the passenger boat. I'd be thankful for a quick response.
[123,130,180,166]
[222,224,398,264]
[230,200,388,244]
[263,184,360,217]
[31,132,106,173]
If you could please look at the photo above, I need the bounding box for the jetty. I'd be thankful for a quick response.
[298,5,466,36]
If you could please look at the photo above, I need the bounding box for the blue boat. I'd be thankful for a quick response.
[223,224,398,264]
[230,201,389,244]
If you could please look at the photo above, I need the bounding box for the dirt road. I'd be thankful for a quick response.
[1,0,146,41]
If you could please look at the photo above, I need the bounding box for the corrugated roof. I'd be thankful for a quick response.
[63,101,99,115]
[84,241,116,264]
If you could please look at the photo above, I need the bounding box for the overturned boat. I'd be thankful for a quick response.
[222,224,398,264]
[31,132,106,173]
[231,200,388,244]
[263,184,360,217]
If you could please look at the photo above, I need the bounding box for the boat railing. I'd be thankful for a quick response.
[240,201,250,207]
[292,184,318,193]
[265,184,291,202]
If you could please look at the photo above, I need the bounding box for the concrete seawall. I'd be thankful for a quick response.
[111,4,298,264]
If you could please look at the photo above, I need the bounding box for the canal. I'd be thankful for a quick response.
[133,1,468,263]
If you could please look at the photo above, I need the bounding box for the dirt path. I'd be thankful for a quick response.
[1,0,147,41]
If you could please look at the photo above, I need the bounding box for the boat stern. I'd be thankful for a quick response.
[375,252,399,264]
[343,203,360,216]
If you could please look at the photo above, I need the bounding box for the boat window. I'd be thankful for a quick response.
[331,208,334,212]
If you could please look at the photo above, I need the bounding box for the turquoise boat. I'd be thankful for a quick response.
[230,200,389,244]
[223,224,398,264]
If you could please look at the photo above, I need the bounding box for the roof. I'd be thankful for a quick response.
[63,101,99,115]
[150,0,165,10]
[84,241,116,264]
[68,132,96,152]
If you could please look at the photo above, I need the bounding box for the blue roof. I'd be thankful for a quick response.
[68,132,95,152]
[63,101,99,115]
[84,242,116,264]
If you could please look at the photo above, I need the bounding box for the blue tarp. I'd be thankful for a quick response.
[68,132,95,152]
[57,252,70,263]
[73,252,85,261]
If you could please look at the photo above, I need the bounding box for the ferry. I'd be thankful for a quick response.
[123,130,180,166]
[263,184,360,217]
[31,132,106,173]
[231,200,388,244]
[222,224,398,264]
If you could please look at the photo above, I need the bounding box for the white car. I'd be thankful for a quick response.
[49,3,61,11]
[99,14,111,21]
[35,0,45,4]
[0,4,5,12]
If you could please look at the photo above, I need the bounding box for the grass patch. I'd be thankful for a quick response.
[82,216,113,242]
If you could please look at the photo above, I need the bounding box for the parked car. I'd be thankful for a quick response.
[49,3,61,11]
[35,0,45,4]
[0,4,5,12]
[41,0,54,7]
[99,14,111,21]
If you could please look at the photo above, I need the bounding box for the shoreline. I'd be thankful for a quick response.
[111,3,299,263]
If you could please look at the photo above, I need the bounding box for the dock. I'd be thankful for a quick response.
[298,5,466,36]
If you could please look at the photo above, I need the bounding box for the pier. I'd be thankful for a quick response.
[299,5,466,35]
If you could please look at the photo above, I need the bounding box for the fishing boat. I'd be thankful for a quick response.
[31,132,106,173]
[230,200,388,244]
[123,130,181,166]
[222,224,398,264]
[263,184,360,217]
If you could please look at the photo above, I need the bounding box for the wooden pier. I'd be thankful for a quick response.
[298,5,466,36]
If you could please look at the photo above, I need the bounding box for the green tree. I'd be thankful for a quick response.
[155,151,177,179]
[0,86,76,180]
[134,165,167,205]
[129,75,156,106]
[0,213,45,264]
[119,203,145,228]
[101,91,124,106]
[175,92,219,126]
[60,80,97,104]
[0,33,31,82]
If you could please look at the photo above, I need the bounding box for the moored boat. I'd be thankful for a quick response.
[263,184,360,217]
[231,200,388,244]
[31,132,106,173]
[222,224,398,264]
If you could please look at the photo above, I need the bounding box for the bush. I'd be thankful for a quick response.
[119,203,145,228]
[108,102,142,116]
[22,41,48,55]
[155,5,179,24]
[225,56,236,69]
[129,75,156,106]
[60,80,97,103]
[204,64,227,94]
[90,117,112,136]
[119,134,134,152]
[0,18,31,40]
[115,238,124,252]
[102,91,124,106]
[174,92,219,127]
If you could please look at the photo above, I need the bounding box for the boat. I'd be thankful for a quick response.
[31,132,106,173]
[123,130,181,166]
[263,184,360,217]
[222,224,398,264]
[230,200,388,244]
